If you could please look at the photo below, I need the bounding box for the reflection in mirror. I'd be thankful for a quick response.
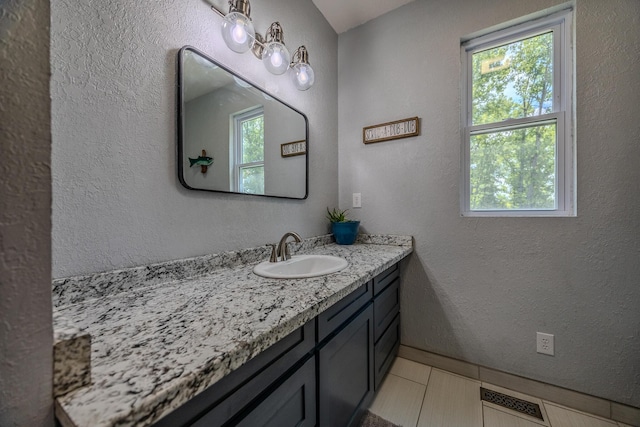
[178,46,308,199]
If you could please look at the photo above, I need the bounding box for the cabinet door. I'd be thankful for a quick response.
[318,304,374,427]
[233,356,316,427]
[156,321,315,427]
[374,313,400,390]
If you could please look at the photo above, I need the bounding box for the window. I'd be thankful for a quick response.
[461,9,574,216]
[232,107,265,195]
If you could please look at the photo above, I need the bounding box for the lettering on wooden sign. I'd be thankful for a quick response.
[363,117,420,144]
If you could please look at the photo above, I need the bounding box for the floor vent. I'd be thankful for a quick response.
[480,387,544,420]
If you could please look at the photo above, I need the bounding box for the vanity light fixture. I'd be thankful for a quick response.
[211,0,314,90]
[256,22,290,75]
[219,0,255,53]
[290,46,315,91]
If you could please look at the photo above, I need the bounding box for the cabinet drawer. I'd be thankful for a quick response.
[373,263,399,296]
[374,277,400,342]
[153,320,315,427]
[232,356,316,427]
[317,281,373,342]
[374,313,400,391]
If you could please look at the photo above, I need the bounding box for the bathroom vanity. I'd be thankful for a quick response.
[52,234,411,427]
[155,262,400,427]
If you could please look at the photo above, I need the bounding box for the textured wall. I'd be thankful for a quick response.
[51,0,338,278]
[338,0,640,407]
[0,0,53,425]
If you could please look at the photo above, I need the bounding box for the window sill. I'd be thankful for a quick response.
[461,210,576,218]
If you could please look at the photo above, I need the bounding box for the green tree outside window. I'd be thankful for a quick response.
[233,108,265,195]
[466,26,568,212]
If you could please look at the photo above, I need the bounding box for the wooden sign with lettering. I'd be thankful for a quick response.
[363,117,420,144]
[281,140,306,157]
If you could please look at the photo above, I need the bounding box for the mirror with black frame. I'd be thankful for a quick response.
[177,46,308,199]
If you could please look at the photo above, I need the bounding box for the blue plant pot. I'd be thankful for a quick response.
[331,221,360,245]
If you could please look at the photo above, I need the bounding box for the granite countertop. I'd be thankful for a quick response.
[53,234,413,427]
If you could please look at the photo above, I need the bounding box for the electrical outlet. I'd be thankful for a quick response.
[352,193,362,208]
[536,332,554,356]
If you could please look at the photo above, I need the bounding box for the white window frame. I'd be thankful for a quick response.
[461,9,575,217]
[231,106,264,194]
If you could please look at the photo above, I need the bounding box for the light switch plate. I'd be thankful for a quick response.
[352,193,362,208]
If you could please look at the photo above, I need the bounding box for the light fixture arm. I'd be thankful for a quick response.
[210,5,225,18]
[251,33,266,59]
[209,0,252,21]
[228,0,250,17]
[264,22,285,44]
[290,45,310,67]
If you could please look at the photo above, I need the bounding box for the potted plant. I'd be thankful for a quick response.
[326,207,360,245]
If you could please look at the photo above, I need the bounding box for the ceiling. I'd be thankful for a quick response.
[312,0,415,34]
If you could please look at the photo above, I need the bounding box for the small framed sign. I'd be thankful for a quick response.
[281,140,306,157]
[363,117,420,144]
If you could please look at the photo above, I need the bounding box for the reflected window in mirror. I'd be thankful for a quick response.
[177,46,309,199]
[233,106,265,194]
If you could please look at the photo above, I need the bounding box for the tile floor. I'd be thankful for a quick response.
[367,357,635,427]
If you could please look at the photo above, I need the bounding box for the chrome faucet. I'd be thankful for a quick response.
[270,232,302,262]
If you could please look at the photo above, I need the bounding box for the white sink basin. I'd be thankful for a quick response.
[253,255,348,279]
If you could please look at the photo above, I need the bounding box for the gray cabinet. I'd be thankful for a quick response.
[154,321,315,427]
[373,265,401,390]
[318,304,374,427]
[153,263,401,427]
[317,281,373,341]
[234,356,316,427]
[374,314,400,390]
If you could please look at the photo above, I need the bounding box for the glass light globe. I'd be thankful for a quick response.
[262,42,290,75]
[221,12,255,53]
[290,62,315,91]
